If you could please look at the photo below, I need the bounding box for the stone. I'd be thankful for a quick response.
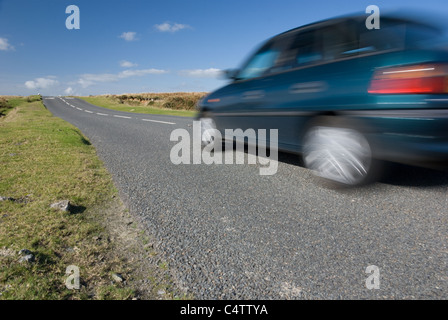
[112,273,125,283]
[18,249,32,255]
[18,254,35,264]
[50,200,71,212]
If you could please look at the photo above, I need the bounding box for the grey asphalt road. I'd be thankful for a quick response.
[43,96,448,299]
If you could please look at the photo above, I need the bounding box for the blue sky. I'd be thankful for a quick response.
[1,0,448,96]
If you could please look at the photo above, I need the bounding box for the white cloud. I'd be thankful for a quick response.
[119,69,167,77]
[154,22,191,33]
[179,68,221,78]
[78,73,117,88]
[120,60,138,68]
[119,32,137,41]
[0,37,14,51]
[25,77,59,90]
[64,87,74,95]
[78,68,168,88]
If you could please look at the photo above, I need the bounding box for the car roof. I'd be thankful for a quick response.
[275,10,444,38]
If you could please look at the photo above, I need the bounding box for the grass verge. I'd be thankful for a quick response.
[1,96,41,117]
[79,94,202,117]
[0,97,188,300]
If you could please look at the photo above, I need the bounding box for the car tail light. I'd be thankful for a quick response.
[368,63,448,94]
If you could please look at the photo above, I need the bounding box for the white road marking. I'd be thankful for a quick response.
[141,118,175,125]
[57,100,175,125]
[113,115,132,119]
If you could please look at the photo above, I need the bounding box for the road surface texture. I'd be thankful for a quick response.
[43,97,447,299]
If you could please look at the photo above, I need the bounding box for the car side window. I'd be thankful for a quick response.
[319,21,359,61]
[237,49,280,80]
[293,30,322,66]
[237,35,294,80]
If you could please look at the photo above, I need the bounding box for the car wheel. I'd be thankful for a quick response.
[303,117,379,186]
[200,117,218,147]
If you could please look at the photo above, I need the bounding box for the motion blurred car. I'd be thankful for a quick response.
[197,11,448,186]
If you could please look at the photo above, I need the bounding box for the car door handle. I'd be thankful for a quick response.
[242,90,265,100]
[289,81,327,94]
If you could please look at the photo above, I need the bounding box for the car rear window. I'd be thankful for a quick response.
[404,23,445,48]
[359,18,443,52]
[359,22,406,52]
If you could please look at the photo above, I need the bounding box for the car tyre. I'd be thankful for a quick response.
[303,117,381,187]
[199,117,220,149]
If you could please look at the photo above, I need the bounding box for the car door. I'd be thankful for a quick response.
[260,19,367,151]
[255,29,328,150]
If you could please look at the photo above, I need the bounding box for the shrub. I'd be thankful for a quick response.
[26,95,42,103]
[0,97,12,116]
[94,92,207,111]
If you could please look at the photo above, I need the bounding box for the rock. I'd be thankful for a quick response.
[50,200,71,212]
[112,273,125,283]
[18,249,32,255]
[0,196,14,202]
[18,252,35,263]
[18,249,35,263]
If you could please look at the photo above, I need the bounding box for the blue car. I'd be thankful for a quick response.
[197,12,448,186]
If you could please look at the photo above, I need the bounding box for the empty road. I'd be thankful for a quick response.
[43,96,448,299]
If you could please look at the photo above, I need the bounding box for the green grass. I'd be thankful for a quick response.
[1,96,43,117]
[1,97,20,117]
[79,95,199,117]
[0,97,176,300]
